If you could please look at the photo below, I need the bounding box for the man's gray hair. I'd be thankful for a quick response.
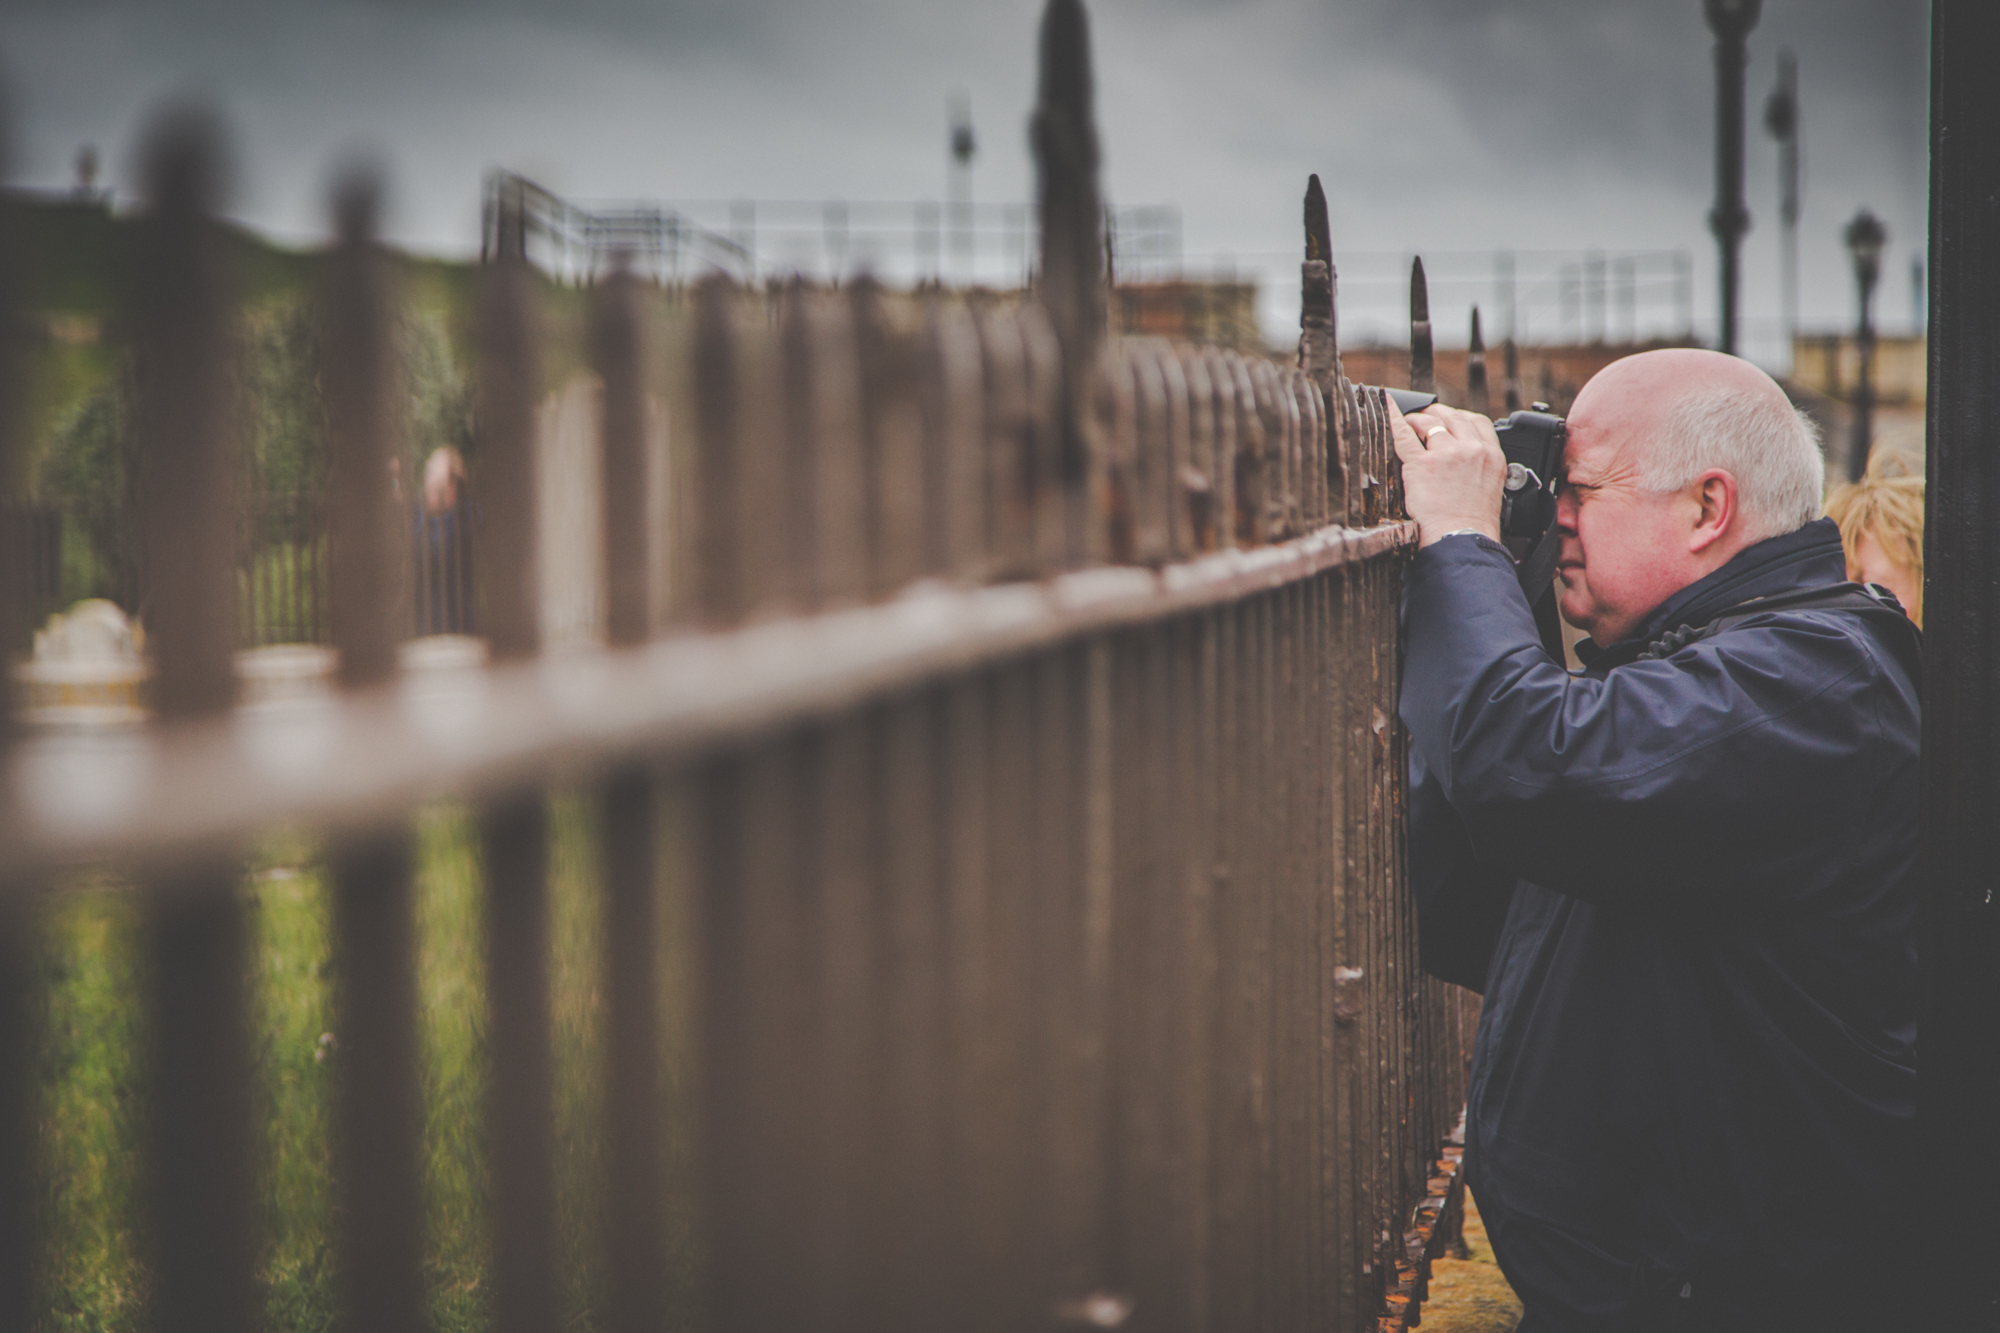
[1633,386,1825,540]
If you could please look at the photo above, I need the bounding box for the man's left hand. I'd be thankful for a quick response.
[1387,400,1508,548]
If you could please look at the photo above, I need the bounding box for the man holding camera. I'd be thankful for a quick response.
[1391,348,1918,1331]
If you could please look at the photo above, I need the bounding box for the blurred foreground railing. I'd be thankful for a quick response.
[0,4,1479,1331]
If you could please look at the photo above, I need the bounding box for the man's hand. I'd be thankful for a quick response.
[1387,399,1508,549]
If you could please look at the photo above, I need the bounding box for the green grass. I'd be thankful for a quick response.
[30,795,686,1333]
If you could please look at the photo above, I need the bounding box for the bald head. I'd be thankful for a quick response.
[1568,349,1824,542]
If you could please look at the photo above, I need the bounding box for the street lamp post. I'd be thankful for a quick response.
[1844,208,1885,481]
[1764,49,1800,369]
[948,91,977,283]
[1704,0,1762,356]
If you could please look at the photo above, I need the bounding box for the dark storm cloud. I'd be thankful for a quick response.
[0,0,1930,348]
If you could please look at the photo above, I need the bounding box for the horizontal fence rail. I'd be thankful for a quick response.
[0,4,1482,1331]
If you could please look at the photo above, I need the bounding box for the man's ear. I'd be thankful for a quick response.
[1687,469,1737,555]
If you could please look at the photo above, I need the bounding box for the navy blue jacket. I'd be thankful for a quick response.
[1400,519,1918,1322]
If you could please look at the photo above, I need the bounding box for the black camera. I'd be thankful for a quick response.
[1384,388,1567,563]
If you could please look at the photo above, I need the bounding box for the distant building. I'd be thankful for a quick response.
[1113,279,1263,354]
[1789,333,1926,408]
[1338,340,1700,418]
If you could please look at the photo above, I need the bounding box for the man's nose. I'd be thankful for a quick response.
[1555,491,1580,535]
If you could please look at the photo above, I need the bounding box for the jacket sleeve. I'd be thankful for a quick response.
[1407,746,1515,992]
[1397,535,1914,911]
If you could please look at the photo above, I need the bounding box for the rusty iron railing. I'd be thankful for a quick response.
[0,3,1480,1331]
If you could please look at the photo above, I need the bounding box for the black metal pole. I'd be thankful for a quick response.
[1922,0,2000,1322]
[1764,50,1799,361]
[1704,0,1761,356]
[1850,273,1876,482]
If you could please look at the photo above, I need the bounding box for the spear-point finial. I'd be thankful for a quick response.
[1467,305,1489,414]
[1031,0,1104,494]
[1409,255,1434,395]
[1032,0,1102,332]
[1503,337,1522,413]
[1300,174,1334,359]
[1304,173,1331,265]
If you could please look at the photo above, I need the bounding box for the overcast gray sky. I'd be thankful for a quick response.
[0,0,1929,359]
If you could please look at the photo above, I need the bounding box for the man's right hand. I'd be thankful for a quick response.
[1387,399,1508,548]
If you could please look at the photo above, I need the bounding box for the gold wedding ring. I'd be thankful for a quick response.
[1424,425,1449,441]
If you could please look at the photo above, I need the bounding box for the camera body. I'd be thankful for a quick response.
[1492,409,1567,560]
[1383,388,1567,560]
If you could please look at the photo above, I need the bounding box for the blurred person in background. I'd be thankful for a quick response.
[416,445,470,635]
[1825,457,1924,627]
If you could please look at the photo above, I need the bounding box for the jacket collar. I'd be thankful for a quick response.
[1574,518,1847,669]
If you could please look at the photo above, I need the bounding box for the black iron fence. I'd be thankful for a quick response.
[0,4,1480,1331]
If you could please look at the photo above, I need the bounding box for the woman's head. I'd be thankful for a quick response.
[1824,457,1924,627]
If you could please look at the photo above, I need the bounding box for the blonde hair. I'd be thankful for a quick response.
[1824,455,1924,627]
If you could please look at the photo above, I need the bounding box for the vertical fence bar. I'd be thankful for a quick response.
[1299,174,1347,528]
[1178,348,1217,552]
[808,288,870,606]
[986,659,1043,1329]
[321,168,427,1333]
[596,264,650,650]
[877,692,951,1332]
[1334,560,1372,1316]
[942,669,1002,1333]
[1020,304,1070,573]
[130,107,256,1333]
[978,308,1035,578]
[1467,308,1489,416]
[923,296,988,582]
[778,280,822,609]
[810,716,879,1333]
[693,277,746,624]
[1208,598,1258,1333]
[1204,350,1238,550]
[1032,0,1104,570]
[475,211,559,1333]
[591,261,669,1333]
[0,128,33,1333]
[1129,346,1175,564]
[1096,351,1139,563]
[855,280,930,596]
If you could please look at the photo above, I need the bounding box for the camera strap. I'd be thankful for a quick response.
[1514,526,1564,606]
[1514,527,1568,660]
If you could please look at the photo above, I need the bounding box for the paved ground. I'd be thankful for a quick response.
[1421,1189,1523,1332]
